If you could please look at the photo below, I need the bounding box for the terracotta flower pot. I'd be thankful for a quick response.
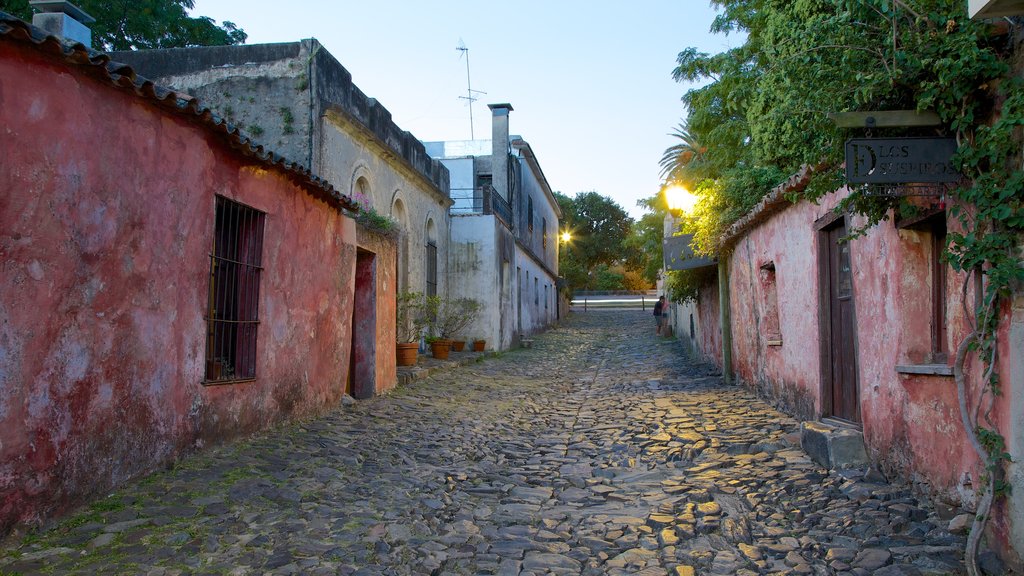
[472,339,486,352]
[396,342,419,366]
[430,339,451,360]
[451,340,466,352]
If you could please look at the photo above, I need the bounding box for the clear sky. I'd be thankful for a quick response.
[192,1,735,219]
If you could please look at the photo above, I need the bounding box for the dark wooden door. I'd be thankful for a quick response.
[826,222,859,422]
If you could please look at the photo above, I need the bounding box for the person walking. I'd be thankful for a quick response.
[653,295,667,335]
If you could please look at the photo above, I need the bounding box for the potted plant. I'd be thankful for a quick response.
[396,291,425,366]
[472,338,486,352]
[420,295,450,359]
[438,297,482,345]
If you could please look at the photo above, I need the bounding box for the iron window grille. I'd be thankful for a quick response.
[426,240,438,297]
[205,195,265,383]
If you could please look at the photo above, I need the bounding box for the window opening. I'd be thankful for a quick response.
[426,240,438,297]
[206,196,265,383]
[542,217,548,249]
[528,196,534,233]
[759,261,782,345]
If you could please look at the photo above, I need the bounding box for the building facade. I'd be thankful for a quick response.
[111,41,453,371]
[679,172,1024,565]
[425,104,562,350]
[0,12,384,534]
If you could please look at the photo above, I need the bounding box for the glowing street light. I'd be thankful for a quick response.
[664,184,699,216]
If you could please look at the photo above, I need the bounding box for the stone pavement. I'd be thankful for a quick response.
[1,311,968,575]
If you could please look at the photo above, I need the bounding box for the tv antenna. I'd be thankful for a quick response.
[456,39,486,139]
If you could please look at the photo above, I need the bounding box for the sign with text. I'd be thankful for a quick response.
[845,137,960,184]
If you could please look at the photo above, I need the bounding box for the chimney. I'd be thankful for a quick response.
[488,103,513,201]
[30,1,95,48]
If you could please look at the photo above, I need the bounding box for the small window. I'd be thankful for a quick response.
[426,240,438,297]
[542,217,548,249]
[206,196,265,383]
[534,277,539,306]
[545,284,549,310]
[528,196,534,233]
[759,261,782,345]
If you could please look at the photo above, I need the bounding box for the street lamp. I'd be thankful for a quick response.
[664,184,698,216]
[560,230,572,243]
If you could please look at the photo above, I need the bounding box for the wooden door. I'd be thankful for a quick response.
[825,222,859,422]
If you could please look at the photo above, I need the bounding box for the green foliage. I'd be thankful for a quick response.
[590,264,624,291]
[556,191,634,292]
[665,266,717,304]
[2,0,247,51]
[622,209,665,286]
[419,296,482,339]
[396,291,427,343]
[280,107,295,135]
[354,206,397,237]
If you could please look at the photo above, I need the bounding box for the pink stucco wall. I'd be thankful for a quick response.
[704,185,1019,555]
[0,41,359,533]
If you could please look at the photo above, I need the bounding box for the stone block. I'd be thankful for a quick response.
[800,421,869,470]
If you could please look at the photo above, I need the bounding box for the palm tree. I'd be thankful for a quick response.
[658,121,706,182]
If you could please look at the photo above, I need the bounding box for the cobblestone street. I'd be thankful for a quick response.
[1,310,967,575]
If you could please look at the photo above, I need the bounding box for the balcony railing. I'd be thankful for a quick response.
[450,185,513,229]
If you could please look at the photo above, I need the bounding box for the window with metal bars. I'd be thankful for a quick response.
[205,196,265,383]
[426,240,437,297]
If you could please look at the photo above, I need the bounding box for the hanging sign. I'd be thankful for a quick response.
[664,234,716,271]
[845,137,960,184]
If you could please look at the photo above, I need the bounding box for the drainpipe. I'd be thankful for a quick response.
[718,251,733,385]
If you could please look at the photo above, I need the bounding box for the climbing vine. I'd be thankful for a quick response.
[667,1,1024,571]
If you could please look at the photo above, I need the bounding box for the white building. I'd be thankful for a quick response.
[424,104,562,350]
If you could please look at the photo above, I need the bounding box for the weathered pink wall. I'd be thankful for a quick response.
[355,228,397,395]
[695,280,722,366]
[726,195,836,419]
[714,185,1018,556]
[0,42,358,534]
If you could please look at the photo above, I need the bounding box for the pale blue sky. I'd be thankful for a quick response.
[193,1,735,218]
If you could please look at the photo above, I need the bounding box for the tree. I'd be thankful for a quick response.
[658,121,707,186]
[1,0,246,51]
[623,196,666,287]
[556,191,634,292]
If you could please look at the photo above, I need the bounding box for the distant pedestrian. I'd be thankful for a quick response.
[653,296,667,335]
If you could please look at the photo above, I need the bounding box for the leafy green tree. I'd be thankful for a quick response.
[623,195,666,287]
[556,191,634,292]
[1,0,246,50]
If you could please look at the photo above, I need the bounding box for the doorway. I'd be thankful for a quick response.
[349,249,376,399]
[819,218,859,422]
